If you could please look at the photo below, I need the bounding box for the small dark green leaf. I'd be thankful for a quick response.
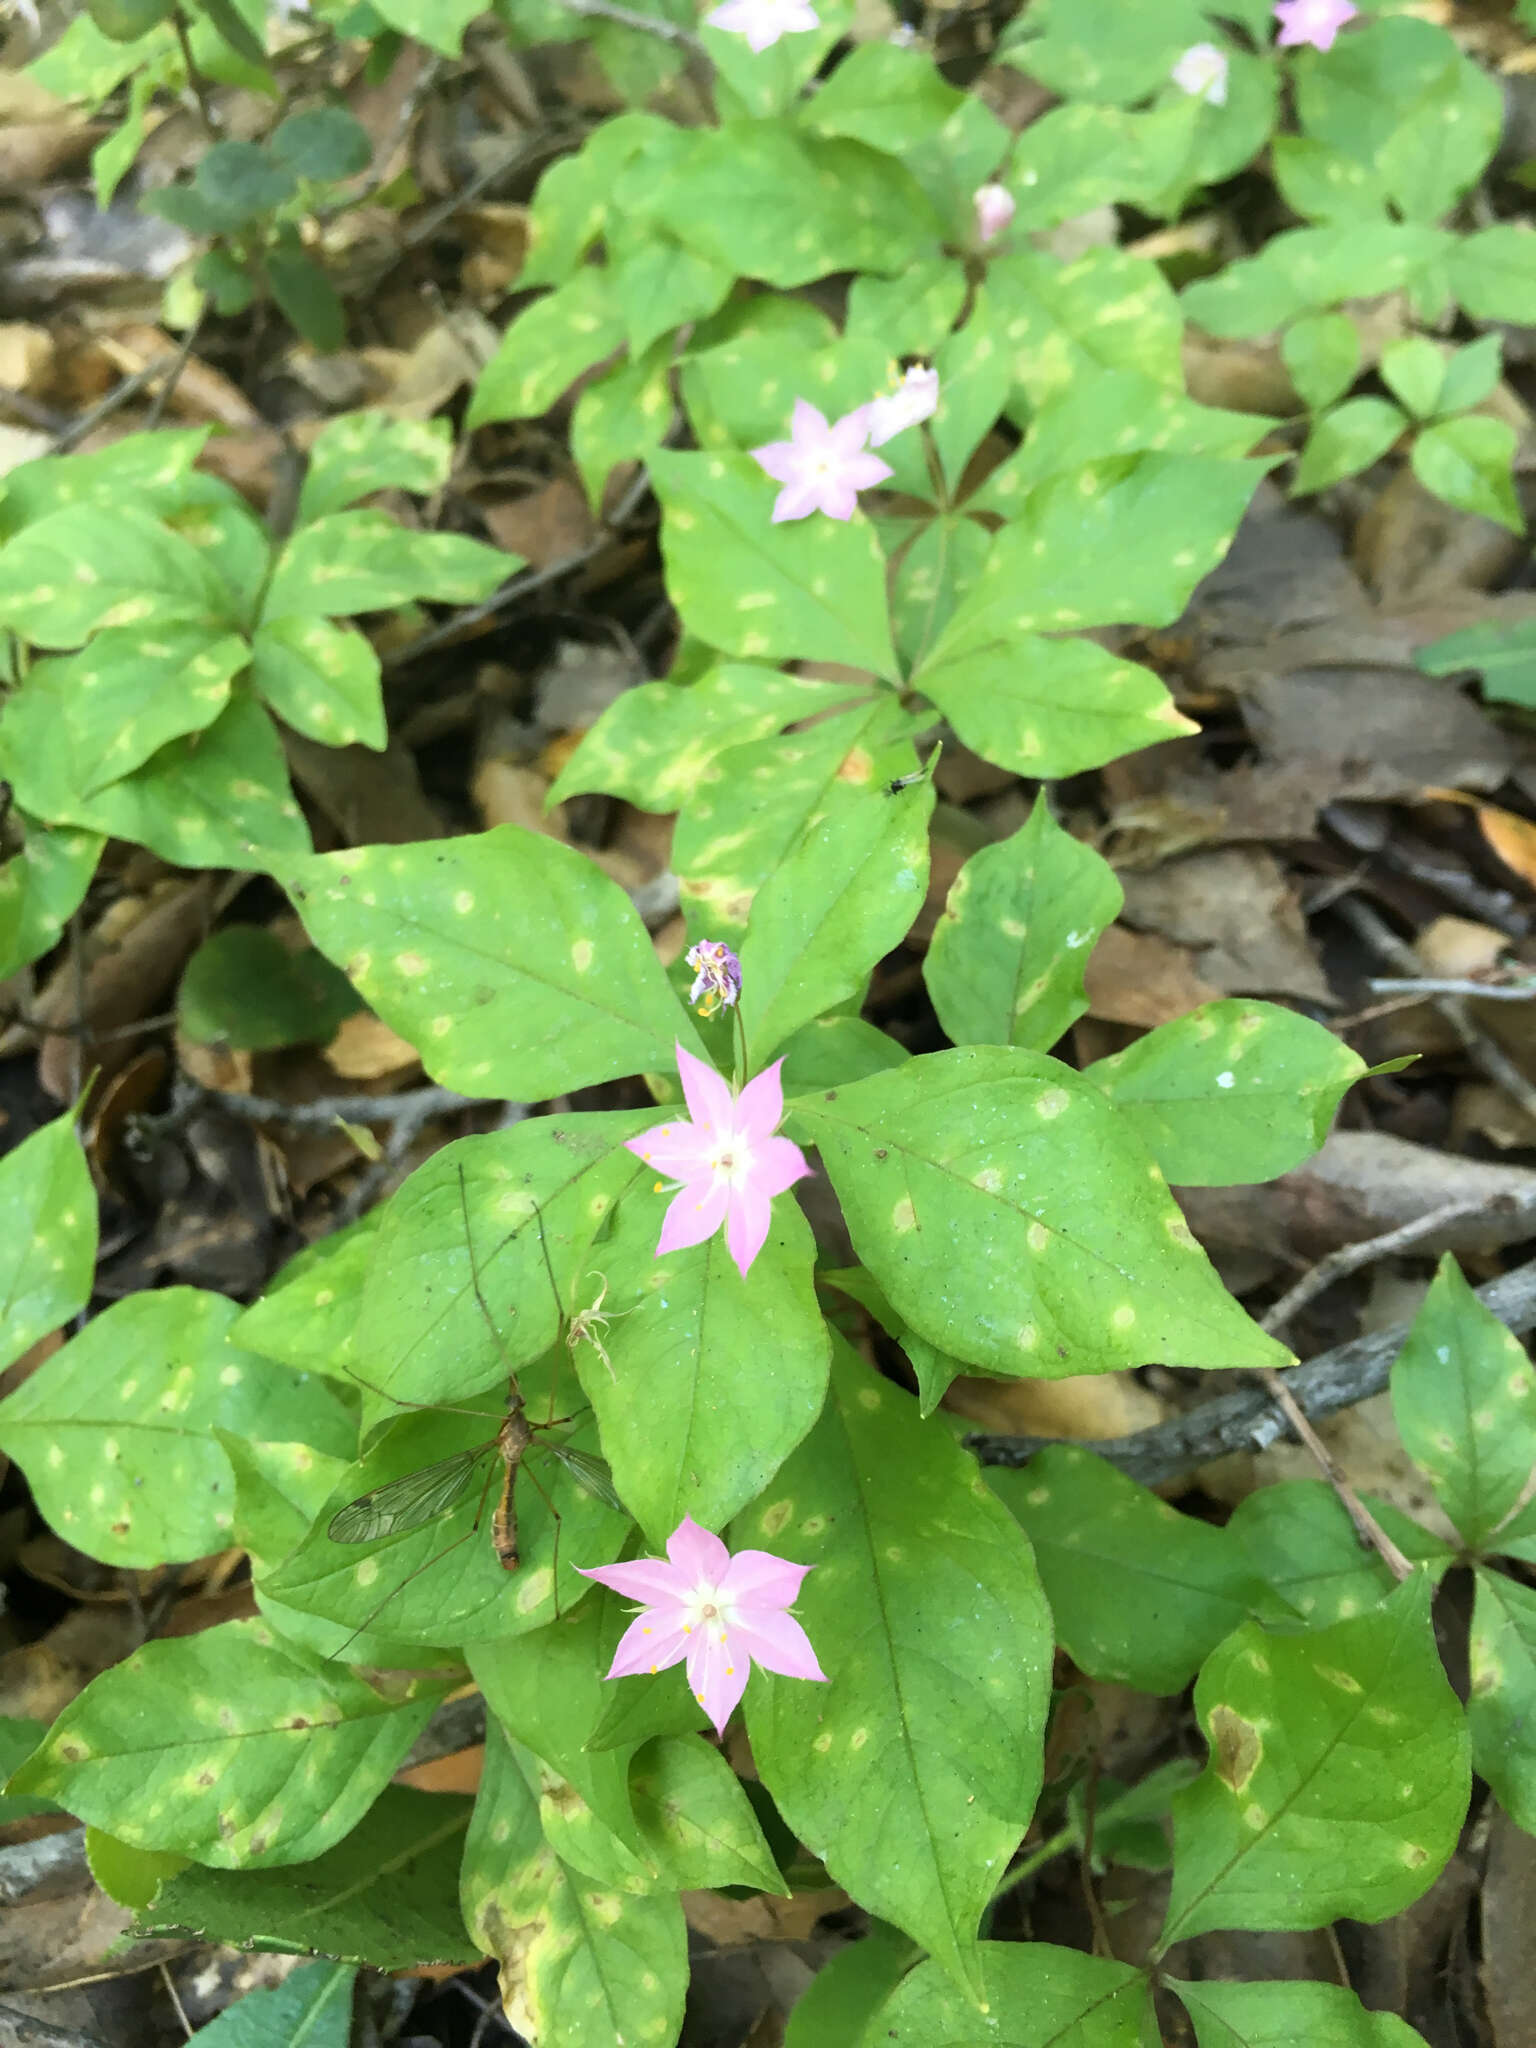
[196,141,297,229]
[87,0,173,40]
[267,242,347,352]
[271,107,373,182]
[179,926,361,1050]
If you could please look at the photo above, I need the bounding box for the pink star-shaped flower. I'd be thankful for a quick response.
[579,1515,827,1734]
[1171,41,1228,105]
[861,365,940,449]
[750,398,892,523]
[1273,0,1357,50]
[704,0,819,52]
[625,1042,811,1277]
[974,182,1016,247]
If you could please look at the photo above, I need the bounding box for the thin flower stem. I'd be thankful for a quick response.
[732,1002,749,1090]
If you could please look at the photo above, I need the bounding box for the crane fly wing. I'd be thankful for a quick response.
[327,1448,485,1544]
[544,1442,626,1513]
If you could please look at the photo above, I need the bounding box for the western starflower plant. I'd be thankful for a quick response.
[704,0,820,51]
[685,938,742,1017]
[1273,0,1356,50]
[1171,41,1229,104]
[750,398,892,522]
[625,1043,811,1277]
[578,1515,827,1735]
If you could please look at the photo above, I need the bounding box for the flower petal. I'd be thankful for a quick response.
[675,1042,735,1137]
[847,451,895,489]
[734,1059,786,1142]
[788,397,830,444]
[666,1515,731,1584]
[725,1180,772,1278]
[686,1624,750,1735]
[771,482,819,523]
[655,1174,730,1255]
[577,1556,685,1606]
[828,405,873,454]
[754,1133,812,1200]
[750,437,799,483]
[718,1548,811,1609]
[607,1608,690,1679]
[728,1607,828,1684]
[626,1120,711,1177]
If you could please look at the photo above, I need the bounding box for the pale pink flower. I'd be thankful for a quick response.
[705,0,819,51]
[974,182,1016,247]
[750,398,892,523]
[861,365,940,449]
[1171,41,1228,104]
[1273,0,1356,50]
[579,1515,827,1734]
[625,1043,811,1277]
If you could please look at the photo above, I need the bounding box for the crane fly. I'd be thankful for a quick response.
[324,1165,623,1643]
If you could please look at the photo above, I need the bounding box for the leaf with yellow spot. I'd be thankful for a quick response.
[9,1619,445,1868]
[297,410,453,524]
[0,503,229,646]
[856,1941,1154,2047]
[0,1288,354,1567]
[1468,1565,1536,1836]
[250,615,384,749]
[1160,1572,1468,1945]
[281,826,702,1100]
[789,1047,1290,1379]
[0,1110,96,1378]
[1227,1481,1452,1629]
[743,1339,1051,1997]
[1391,1255,1536,1552]
[262,511,511,620]
[0,815,102,981]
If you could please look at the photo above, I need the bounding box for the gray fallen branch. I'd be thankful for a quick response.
[966,1255,1536,1488]
[0,1826,88,1908]
[1366,976,1536,1002]
[0,2003,110,2048]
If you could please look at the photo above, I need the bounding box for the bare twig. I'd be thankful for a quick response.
[1338,895,1536,1128]
[0,383,67,434]
[158,1962,193,2043]
[142,310,206,433]
[170,6,217,136]
[1259,1192,1530,1338]
[556,0,706,47]
[145,1082,478,1137]
[1365,976,1536,1002]
[1251,1363,1412,1580]
[53,357,179,454]
[382,457,663,671]
[966,1255,1536,1487]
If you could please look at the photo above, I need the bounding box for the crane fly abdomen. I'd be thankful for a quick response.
[492,1408,536,1570]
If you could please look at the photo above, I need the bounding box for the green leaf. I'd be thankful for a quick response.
[821,1264,961,1417]
[0,1716,59,1823]
[1271,135,1392,227]
[193,0,271,73]
[744,1340,1051,1994]
[14,625,248,795]
[988,245,1184,408]
[925,799,1121,1053]
[367,0,482,51]
[1437,332,1503,416]
[468,269,627,428]
[263,512,509,618]
[517,114,669,289]
[0,1110,96,1375]
[88,0,174,40]
[675,696,924,937]
[1412,414,1523,534]
[188,1961,355,2047]
[972,369,1274,516]
[1160,1572,1469,1944]
[990,1445,1265,1695]
[1390,1254,1536,1552]
[785,1922,919,2048]
[179,926,361,1050]
[608,234,732,358]
[267,242,347,352]
[648,450,897,679]
[0,504,227,645]
[1282,311,1361,413]
[195,139,297,228]
[11,1619,443,1866]
[1448,225,1536,324]
[1416,616,1536,710]
[1174,1977,1432,2048]
[1379,335,1446,421]
[737,777,932,1066]
[571,336,676,511]
[548,665,844,811]
[889,513,990,673]
[0,689,310,873]
[296,413,450,524]
[250,615,384,749]
[858,1941,1155,2047]
[87,1829,188,1910]
[284,827,698,1099]
[778,1015,910,1095]
[137,1785,476,1966]
[0,431,207,541]
[1002,98,1201,231]
[1183,223,1449,340]
[788,1049,1291,1379]
[1294,396,1406,493]
[572,1185,830,1542]
[271,107,372,182]
[0,816,101,979]
[630,1733,786,1892]
[461,1721,687,2044]
[230,1212,375,1379]
[1228,1481,1453,1627]
[0,1288,353,1567]
[638,124,941,286]
[1084,1000,1364,1186]
[1294,15,1501,225]
[1003,0,1206,105]
[845,260,967,359]
[913,453,1262,776]
[1469,1565,1536,1835]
